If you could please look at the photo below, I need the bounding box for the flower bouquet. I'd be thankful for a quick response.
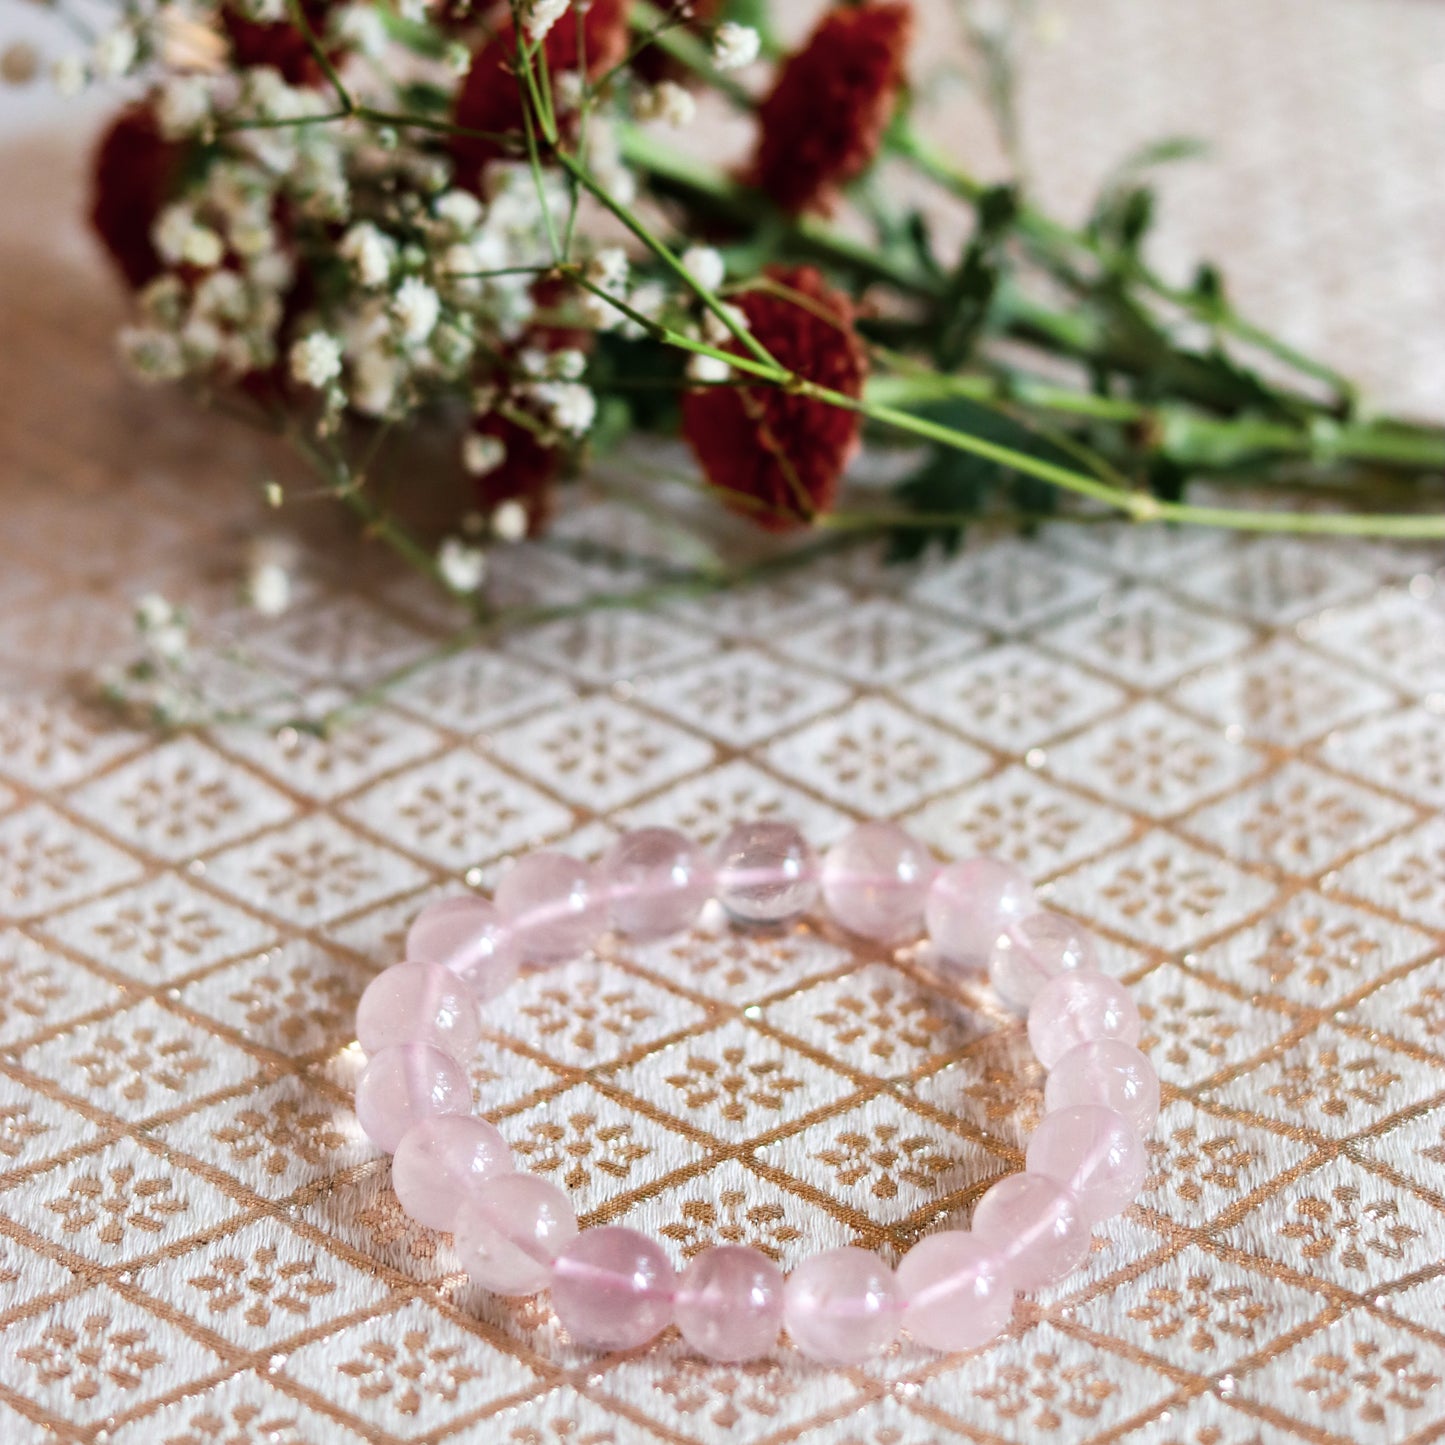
[39,0,1445,698]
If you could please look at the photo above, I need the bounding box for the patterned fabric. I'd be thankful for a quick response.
[5,2,1445,1442]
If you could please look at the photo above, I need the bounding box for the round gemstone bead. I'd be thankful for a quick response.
[1026,1105,1146,1224]
[1028,971,1141,1070]
[821,822,936,944]
[391,1115,512,1231]
[989,911,1098,1014]
[354,1043,471,1153]
[925,858,1037,972]
[783,1246,899,1364]
[714,820,819,927]
[602,827,714,940]
[355,962,482,1062]
[495,852,607,965]
[406,895,518,1002]
[454,1173,577,1295]
[551,1226,676,1351]
[971,1172,1089,1291]
[897,1231,1014,1351]
[674,1245,785,1362]
[1045,1039,1160,1135]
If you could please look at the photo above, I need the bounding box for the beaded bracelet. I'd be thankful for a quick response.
[351,820,1156,1363]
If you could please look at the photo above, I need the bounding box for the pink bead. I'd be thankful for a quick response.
[355,962,481,1061]
[495,851,606,965]
[391,1115,512,1230]
[1027,970,1141,1070]
[925,858,1037,972]
[989,911,1098,1014]
[715,820,819,926]
[602,827,713,940]
[971,1172,1089,1291]
[1026,1105,1146,1224]
[406,895,518,1002]
[454,1172,578,1295]
[354,1043,471,1153]
[1045,1040,1160,1135]
[550,1226,676,1350]
[674,1245,784,1361]
[896,1231,1013,1351]
[783,1246,899,1364]
[821,822,936,944]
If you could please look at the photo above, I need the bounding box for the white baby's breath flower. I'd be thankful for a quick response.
[619,279,668,339]
[687,351,732,384]
[138,275,187,326]
[181,316,224,364]
[636,80,696,129]
[585,118,637,206]
[550,349,587,381]
[391,276,441,345]
[682,245,726,295]
[119,327,186,382]
[289,331,344,389]
[135,593,175,631]
[182,226,224,269]
[516,346,550,378]
[350,345,401,416]
[52,54,88,97]
[134,593,189,661]
[492,499,529,542]
[462,432,505,477]
[153,204,195,265]
[586,247,629,293]
[157,76,211,138]
[438,537,487,594]
[523,0,570,42]
[92,25,138,78]
[531,379,596,435]
[554,69,584,112]
[435,189,484,236]
[332,4,387,56]
[194,269,247,323]
[701,301,748,346]
[247,561,291,617]
[339,221,395,288]
[712,21,760,71]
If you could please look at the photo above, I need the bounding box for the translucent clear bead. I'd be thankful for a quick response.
[550,1226,676,1350]
[355,962,481,1061]
[406,895,518,1002]
[454,1172,577,1295]
[971,1172,1089,1291]
[354,1043,471,1153]
[1045,1039,1160,1135]
[494,851,606,965]
[925,858,1037,972]
[821,822,935,944]
[391,1115,511,1230]
[783,1246,899,1364]
[674,1245,784,1362]
[1028,970,1141,1070]
[1026,1104,1146,1224]
[602,827,714,940]
[714,820,819,926]
[989,911,1098,1014]
[897,1231,1014,1351]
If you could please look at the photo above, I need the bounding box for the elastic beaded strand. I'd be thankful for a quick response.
[353,822,1157,1362]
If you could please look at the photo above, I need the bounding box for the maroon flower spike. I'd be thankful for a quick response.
[753,1,913,216]
[90,102,186,291]
[451,0,632,191]
[221,0,340,87]
[682,266,868,532]
[469,413,561,537]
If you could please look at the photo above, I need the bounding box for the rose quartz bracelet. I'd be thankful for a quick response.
[352,820,1156,1362]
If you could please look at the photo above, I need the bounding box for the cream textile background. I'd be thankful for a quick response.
[4,3,1445,1443]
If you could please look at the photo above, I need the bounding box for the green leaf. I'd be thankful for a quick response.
[934,184,1018,370]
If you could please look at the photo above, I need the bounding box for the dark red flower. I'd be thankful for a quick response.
[468,412,562,536]
[682,266,868,531]
[90,103,186,290]
[753,2,912,215]
[451,0,631,190]
[221,0,340,87]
